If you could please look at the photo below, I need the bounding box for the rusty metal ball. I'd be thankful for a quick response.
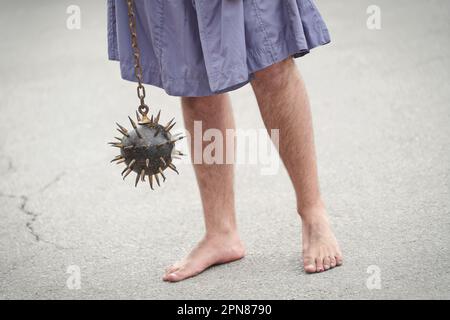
[109,110,184,189]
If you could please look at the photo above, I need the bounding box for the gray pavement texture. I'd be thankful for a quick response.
[0,0,449,300]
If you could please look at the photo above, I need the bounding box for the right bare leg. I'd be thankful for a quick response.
[163,94,245,282]
[251,58,343,273]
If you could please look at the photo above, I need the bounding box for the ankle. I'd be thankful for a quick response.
[204,227,240,241]
[297,199,328,223]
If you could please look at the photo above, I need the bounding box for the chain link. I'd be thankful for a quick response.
[126,0,148,115]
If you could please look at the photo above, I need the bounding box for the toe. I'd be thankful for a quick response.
[303,256,316,273]
[164,270,195,282]
[315,257,324,273]
[163,263,182,281]
[335,253,344,266]
[164,272,183,282]
[163,268,190,282]
[163,269,176,281]
[323,256,331,270]
[163,267,180,279]
[330,256,337,268]
[165,264,180,275]
[163,263,203,282]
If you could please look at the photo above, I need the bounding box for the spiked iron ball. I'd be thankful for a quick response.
[109,110,184,189]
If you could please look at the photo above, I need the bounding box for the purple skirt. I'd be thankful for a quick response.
[107,0,330,97]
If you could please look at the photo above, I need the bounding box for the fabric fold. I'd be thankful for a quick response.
[108,0,330,97]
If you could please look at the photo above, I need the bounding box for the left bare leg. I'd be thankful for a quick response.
[251,58,343,273]
[163,94,244,282]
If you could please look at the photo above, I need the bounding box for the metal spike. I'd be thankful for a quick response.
[168,163,179,175]
[122,159,136,174]
[148,174,154,190]
[154,128,160,137]
[122,168,133,180]
[134,172,140,187]
[128,116,142,138]
[172,132,183,138]
[128,116,138,129]
[116,123,129,136]
[165,122,176,132]
[140,169,146,182]
[160,157,166,166]
[164,118,175,131]
[154,110,161,124]
[173,150,185,156]
[135,111,141,122]
[154,173,160,186]
[116,159,126,165]
[171,136,185,143]
[124,145,134,150]
[159,167,166,181]
[156,141,169,148]
[146,158,150,168]
[117,128,129,137]
[150,115,154,124]
[116,122,128,132]
[110,155,123,163]
[114,137,122,141]
[169,163,177,169]
[136,130,143,138]
[128,159,136,168]
[109,143,124,148]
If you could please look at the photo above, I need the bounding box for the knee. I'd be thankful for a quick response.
[252,57,295,89]
[181,94,227,117]
[182,94,224,107]
[181,96,205,108]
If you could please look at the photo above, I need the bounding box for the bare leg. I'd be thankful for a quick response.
[251,58,343,273]
[163,94,245,282]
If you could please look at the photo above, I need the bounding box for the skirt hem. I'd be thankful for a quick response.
[111,39,330,97]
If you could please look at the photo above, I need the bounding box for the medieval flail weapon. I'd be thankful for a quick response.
[109,0,184,188]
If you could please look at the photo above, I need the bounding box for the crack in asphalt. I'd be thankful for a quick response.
[0,154,15,173]
[37,172,65,193]
[19,195,40,242]
[0,172,73,250]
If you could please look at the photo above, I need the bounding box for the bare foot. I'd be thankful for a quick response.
[300,204,343,273]
[163,233,245,282]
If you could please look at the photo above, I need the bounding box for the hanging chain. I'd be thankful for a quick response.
[126,0,149,116]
